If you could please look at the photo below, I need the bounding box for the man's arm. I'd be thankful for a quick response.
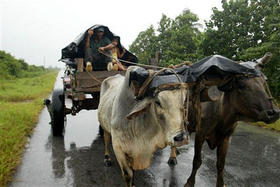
[100,43,115,51]
[99,37,114,51]
[85,29,94,49]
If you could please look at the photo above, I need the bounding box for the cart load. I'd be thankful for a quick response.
[60,24,137,71]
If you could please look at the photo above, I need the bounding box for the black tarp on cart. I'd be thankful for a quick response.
[60,24,138,66]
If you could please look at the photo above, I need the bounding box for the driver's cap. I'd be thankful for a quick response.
[97,27,104,32]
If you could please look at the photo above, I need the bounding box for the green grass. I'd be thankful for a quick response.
[0,71,58,187]
[253,120,280,131]
[0,72,58,102]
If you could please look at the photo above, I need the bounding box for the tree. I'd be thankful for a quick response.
[129,1,280,98]
[129,9,203,66]
[201,0,252,58]
[240,0,280,99]
[161,9,202,66]
[202,0,280,59]
[0,50,46,79]
[129,26,158,65]
[202,0,280,99]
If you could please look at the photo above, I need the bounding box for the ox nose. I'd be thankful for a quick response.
[273,109,280,117]
[173,133,185,142]
[265,109,280,123]
[267,109,279,117]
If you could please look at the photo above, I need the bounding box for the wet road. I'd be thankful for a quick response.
[9,73,280,187]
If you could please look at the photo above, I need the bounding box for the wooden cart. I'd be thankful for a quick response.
[48,61,125,136]
[49,24,138,136]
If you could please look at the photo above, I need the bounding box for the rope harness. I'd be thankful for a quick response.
[98,49,167,69]
[261,75,278,108]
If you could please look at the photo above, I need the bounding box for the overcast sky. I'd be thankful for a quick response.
[1,0,222,68]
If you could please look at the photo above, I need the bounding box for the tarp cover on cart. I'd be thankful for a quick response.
[60,24,138,66]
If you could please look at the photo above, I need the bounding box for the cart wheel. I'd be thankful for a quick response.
[51,89,65,136]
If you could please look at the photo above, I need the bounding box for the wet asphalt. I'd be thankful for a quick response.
[9,73,280,187]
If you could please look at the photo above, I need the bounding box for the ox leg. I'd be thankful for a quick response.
[168,146,178,166]
[121,166,135,187]
[185,135,204,187]
[113,144,135,187]
[216,136,230,187]
[103,130,112,167]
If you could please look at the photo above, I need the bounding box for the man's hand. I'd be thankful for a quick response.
[98,47,105,52]
[87,29,94,37]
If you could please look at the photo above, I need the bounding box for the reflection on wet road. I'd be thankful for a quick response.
[9,73,280,187]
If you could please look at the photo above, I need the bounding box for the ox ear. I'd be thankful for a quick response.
[126,99,152,120]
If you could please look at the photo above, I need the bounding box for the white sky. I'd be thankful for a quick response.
[1,0,222,68]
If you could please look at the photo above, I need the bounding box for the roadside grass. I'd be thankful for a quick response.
[0,72,58,102]
[253,119,280,131]
[0,71,58,186]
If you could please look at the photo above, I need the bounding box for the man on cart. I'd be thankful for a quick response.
[84,27,112,71]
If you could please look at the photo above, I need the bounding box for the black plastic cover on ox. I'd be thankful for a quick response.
[129,55,261,97]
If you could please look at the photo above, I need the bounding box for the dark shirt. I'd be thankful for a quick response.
[90,36,111,58]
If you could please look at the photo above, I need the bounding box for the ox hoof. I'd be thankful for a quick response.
[104,160,112,167]
[185,179,195,187]
[184,183,193,187]
[167,157,177,166]
[176,149,181,155]
[104,156,112,167]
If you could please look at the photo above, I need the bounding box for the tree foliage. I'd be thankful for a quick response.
[129,26,158,65]
[0,51,46,79]
[129,9,203,66]
[203,0,280,99]
[129,0,280,98]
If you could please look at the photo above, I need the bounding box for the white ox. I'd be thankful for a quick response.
[98,66,188,186]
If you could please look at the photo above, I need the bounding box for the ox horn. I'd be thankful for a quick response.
[256,52,272,66]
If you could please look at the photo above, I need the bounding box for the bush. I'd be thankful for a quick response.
[0,51,46,79]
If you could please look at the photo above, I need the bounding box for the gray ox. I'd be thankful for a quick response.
[98,66,188,187]
[168,54,280,187]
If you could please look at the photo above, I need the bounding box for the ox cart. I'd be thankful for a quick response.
[45,24,268,138]
[46,25,137,136]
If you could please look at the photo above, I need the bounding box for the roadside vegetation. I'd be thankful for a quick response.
[0,51,58,186]
[130,0,280,130]
[254,120,280,131]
